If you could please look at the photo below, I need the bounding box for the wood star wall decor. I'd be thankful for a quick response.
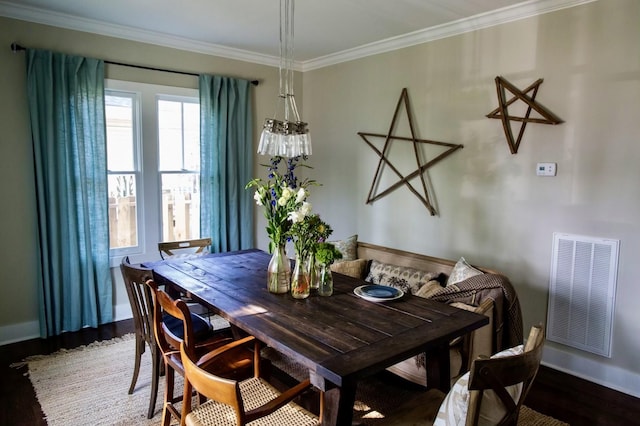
[487,76,563,154]
[358,88,463,216]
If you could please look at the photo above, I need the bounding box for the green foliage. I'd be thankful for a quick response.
[315,242,342,266]
[289,213,333,258]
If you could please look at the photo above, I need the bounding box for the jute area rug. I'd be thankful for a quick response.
[17,333,568,425]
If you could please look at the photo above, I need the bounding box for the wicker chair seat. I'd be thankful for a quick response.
[186,377,318,426]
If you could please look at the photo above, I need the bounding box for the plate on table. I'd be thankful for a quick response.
[354,284,404,302]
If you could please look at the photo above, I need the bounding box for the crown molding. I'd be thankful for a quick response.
[2,0,597,72]
[0,0,283,68]
[301,0,598,71]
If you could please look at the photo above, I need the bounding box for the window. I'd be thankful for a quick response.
[106,91,141,255]
[158,97,201,242]
[105,80,200,263]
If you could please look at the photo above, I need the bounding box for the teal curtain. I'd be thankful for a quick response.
[199,75,254,252]
[26,49,112,337]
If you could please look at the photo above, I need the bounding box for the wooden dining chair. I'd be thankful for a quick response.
[119,257,162,419]
[157,237,229,329]
[179,337,319,426]
[387,324,545,426]
[121,257,231,418]
[145,279,255,426]
[464,324,545,425]
[424,324,545,426]
[158,237,212,259]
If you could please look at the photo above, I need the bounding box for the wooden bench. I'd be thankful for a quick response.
[356,242,499,386]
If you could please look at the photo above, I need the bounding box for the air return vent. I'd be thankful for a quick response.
[547,233,619,357]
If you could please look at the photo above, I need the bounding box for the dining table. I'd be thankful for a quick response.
[145,249,488,426]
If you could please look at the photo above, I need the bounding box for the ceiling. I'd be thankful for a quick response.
[1,0,593,70]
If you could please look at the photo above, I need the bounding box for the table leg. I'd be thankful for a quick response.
[425,342,451,392]
[321,379,357,426]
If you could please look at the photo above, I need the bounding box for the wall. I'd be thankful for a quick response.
[0,17,285,342]
[302,0,639,396]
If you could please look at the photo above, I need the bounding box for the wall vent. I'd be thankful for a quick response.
[547,233,619,357]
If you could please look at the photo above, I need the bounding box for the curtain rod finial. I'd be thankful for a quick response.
[11,42,25,53]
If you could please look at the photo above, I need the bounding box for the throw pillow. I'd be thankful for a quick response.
[433,345,524,426]
[365,259,439,295]
[446,257,483,286]
[330,259,369,279]
[330,234,358,262]
[414,280,443,299]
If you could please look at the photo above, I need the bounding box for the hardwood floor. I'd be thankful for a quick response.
[1,319,638,426]
[528,365,640,425]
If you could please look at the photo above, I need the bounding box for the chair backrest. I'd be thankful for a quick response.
[145,279,194,357]
[180,336,312,425]
[158,237,212,259]
[466,324,545,426]
[120,257,155,347]
[180,340,249,424]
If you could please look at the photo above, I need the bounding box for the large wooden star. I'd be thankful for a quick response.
[487,76,563,154]
[358,88,463,216]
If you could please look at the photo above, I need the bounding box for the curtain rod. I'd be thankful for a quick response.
[10,42,259,86]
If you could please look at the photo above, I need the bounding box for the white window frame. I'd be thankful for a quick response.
[157,93,202,243]
[106,89,145,260]
[106,79,199,267]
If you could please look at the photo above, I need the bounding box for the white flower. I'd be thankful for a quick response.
[295,188,307,203]
[281,186,293,200]
[300,201,312,216]
[253,190,263,206]
[277,196,287,206]
[288,210,304,223]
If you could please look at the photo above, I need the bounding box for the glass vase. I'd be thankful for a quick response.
[291,254,310,299]
[306,253,319,291]
[267,244,291,294]
[317,263,333,296]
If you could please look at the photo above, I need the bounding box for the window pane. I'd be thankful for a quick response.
[105,95,135,171]
[158,99,200,171]
[108,174,138,249]
[161,173,200,241]
[183,102,200,170]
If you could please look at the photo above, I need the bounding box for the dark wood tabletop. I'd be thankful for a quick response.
[146,249,488,425]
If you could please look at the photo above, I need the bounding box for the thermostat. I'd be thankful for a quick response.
[536,162,556,176]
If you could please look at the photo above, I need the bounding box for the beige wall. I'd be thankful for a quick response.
[302,0,640,396]
[1,0,639,397]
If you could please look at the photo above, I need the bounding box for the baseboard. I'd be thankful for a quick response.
[543,345,640,398]
[0,304,134,346]
[0,320,40,346]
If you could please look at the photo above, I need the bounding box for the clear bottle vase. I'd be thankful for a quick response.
[306,253,319,291]
[267,244,291,294]
[291,254,310,299]
[317,263,333,296]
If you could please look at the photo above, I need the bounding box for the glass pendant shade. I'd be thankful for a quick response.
[257,0,311,157]
[258,117,311,157]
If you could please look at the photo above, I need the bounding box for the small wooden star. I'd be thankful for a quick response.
[358,88,463,216]
[487,76,563,154]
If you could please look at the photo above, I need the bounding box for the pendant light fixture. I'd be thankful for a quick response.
[257,0,311,157]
